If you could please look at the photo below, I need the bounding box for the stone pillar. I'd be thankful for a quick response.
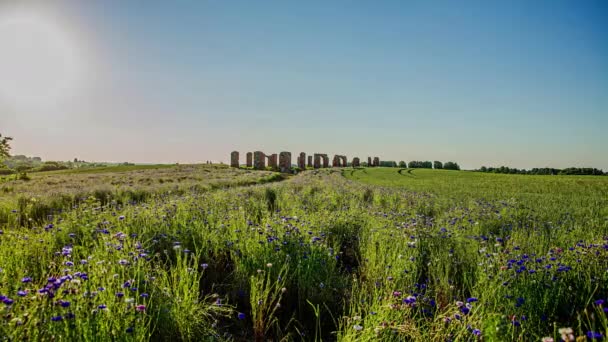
[368,157,372,166]
[322,155,329,168]
[332,155,339,167]
[313,154,321,169]
[307,155,313,168]
[246,152,253,167]
[253,151,266,170]
[230,151,239,168]
[268,154,278,170]
[352,157,360,167]
[279,151,291,173]
[298,152,306,170]
[373,157,380,167]
[341,156,347,167]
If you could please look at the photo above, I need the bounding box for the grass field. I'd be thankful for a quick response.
[0,166,607,341]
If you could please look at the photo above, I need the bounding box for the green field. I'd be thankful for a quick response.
[0,166,607,341]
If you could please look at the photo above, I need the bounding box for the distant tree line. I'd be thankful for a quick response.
[476,166,607,176]
[371,160,460,170]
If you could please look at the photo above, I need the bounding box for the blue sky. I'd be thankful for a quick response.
[0,0,606,169]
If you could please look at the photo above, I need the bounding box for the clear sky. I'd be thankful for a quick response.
[0,0,606,169]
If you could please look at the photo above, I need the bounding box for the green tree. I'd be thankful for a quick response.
[0,133,12,161]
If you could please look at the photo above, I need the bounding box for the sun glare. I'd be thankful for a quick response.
[0,9,83,109]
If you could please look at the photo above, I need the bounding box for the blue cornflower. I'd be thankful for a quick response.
[466,297,478,303]
[237,312,246,320]
[61,301,70,307]
[21,277,32,283]
[587,331,603,339]
[594,299,605,306]
[17,290,27,297]
[51,316,63,321]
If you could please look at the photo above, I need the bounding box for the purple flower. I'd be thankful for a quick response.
[60,301,70,308]
[98,304,107,309]
[17,290,27,297]
[466,297,478,303]
[21,277,32,283]
[140,293,149,298]
[472,329,481,336]
[594,299,605,306]
[115,292,124,298]
[51,316,63,321]
[587,331,603,339]
[237,312,246,320]
[3,298,14,305]
[135,304,146,312]
[201,263,209,269]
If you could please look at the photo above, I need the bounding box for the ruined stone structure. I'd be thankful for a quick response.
[246,152,253,167]
[332,155,348,167]
[279,152,291,173]
[313,154,321,169]
[232,151,376,172]
[230,151,239,168]
[298,152,306,170]
[267,154,278,170]
[322,155,329,168]
[253,151,266,170]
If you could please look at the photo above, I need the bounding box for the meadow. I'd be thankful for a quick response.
[0,165,606,341]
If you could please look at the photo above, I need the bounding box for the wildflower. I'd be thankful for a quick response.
[353,324,363,331]
[60,301,70,307]
[116,292,124,298]
[98,304,107,309]
[135,304,146,312]
[51,316,63,321]
[140,293,149,298]
[17,290,27,297]
[472,329,481,336]
[126,327,134,333]
[201,263,209,269]
[21,277,32,283]
[587,331,603,339]
[266,263,272,268]
[466,297,478,303]
[403,296,416,305]
[594,299,605,306]
[237,312,246,320]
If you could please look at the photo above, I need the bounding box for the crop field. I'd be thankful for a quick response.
[0,166,607,341]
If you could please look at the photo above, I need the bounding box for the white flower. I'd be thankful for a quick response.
[353,324,363,331]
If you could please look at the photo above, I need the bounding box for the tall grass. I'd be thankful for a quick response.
[0,167,606,341]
